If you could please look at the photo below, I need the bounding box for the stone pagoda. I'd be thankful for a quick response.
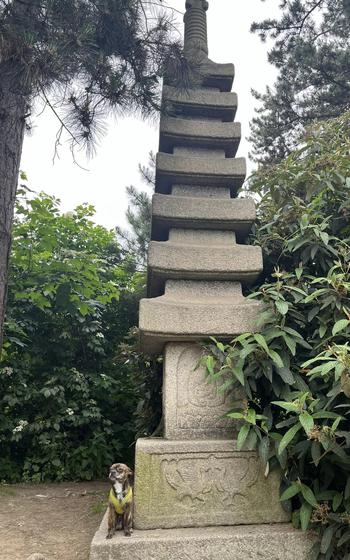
[90,2,314,558]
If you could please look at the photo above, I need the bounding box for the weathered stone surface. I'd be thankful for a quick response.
[139,280,262,354]
[134,439,290,530]
[151,193,256,240]
[162,85,237,122]
[159,117,241,157]
[90,517,316,560]
[201,59,235,91]
[147,235,262,297]
[172,184,231,197]
[165,60,235,92]
[156,153,246,195]
[164,342,237,440]
[183,0,209,58]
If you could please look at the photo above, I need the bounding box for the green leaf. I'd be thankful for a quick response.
[276,300,289,315]
[237,424,250,451]
[258,437,270,466]
[232,361,245,386]
[246,409,257,425]
[299,412,314,435]
[227,412,244,419]
[206,355,215,375]
[278,423,302,455]
[311,441,321,466]
[320,526,335,554]
[295,267,303,280]
[268,349,284,368]
[276,367,295,385]
[280,482,301,502]
[283,334,296,356]
[337,531,350,548]
[332,492,343,512]
[300,502,312,531]
[272,401,299,412]
[254,333,269,354]
[332,319,350,336]
[300,484,318,508]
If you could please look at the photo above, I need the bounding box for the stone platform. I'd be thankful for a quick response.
[134,439,289,530]
[90,517,316,560]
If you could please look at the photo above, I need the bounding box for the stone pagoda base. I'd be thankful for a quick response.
[90,518,316,560]
[134,439,289,530]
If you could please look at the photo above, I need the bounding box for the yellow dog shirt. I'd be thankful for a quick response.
[109,487,133,515]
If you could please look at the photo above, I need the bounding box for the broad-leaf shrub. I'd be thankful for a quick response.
[204,113,350,560]
[0,186,144,482]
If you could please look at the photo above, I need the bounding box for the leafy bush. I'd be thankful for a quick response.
[0,185,145,482]
[204,112,350,559]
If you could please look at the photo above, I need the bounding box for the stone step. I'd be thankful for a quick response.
[134,439,289,530]
[147,236,262,297]
[156,153,246,195]
[163,85,237,122]
[159,117,241,158]
[90,519,315,560]
[139,280,262,354]
[151,194,255,241]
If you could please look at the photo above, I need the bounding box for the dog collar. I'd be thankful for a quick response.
[109,487,133,514]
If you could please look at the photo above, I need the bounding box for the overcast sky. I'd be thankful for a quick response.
[20,0,281,230]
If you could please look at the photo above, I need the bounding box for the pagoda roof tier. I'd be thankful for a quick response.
[147,239,262,297]
[159,117,241,158]
[151,194,255,241]
[155,153,246,195]
[165,61,235,92]
[139,280,262,354]
[162,85,237,122]
[201,60,235,91]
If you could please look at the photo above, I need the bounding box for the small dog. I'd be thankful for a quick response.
[107,463,133,539]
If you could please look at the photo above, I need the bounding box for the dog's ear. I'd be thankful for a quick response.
[126,467,134,481]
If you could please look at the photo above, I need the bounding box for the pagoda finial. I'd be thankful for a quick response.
[184,0,209,58]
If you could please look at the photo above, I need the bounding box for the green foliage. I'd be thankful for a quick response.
[1,0,183,151]
[204,112,350,559]
[0,186,145,482]
[116,153,155,270]
[250,0,350,163]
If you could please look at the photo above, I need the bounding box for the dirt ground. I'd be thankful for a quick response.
[0,481,108,560]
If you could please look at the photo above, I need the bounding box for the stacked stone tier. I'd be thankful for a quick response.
[139,281,262,354]
[155,153,245,195]
[165,60,235,92]
[151,194,255,240]
[147,232,262,298]
[140,65,263,349]
[200,60,235,91]
[163,85,237,121]
[160,117,241,157]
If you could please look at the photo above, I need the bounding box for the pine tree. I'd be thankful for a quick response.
[0,0,182,349]
[250,0,350,164]
[116,152,155,269]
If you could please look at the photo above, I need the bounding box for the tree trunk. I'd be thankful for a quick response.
[0,66,26,351]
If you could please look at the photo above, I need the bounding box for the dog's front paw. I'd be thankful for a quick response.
[106,533,113,540]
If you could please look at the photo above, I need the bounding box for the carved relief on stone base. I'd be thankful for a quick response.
[134,439,290,530]
[164,342,238,440]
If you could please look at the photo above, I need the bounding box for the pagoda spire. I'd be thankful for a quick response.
[184,0,209,57]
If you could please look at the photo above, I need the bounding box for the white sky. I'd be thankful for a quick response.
[20,0,281,231]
